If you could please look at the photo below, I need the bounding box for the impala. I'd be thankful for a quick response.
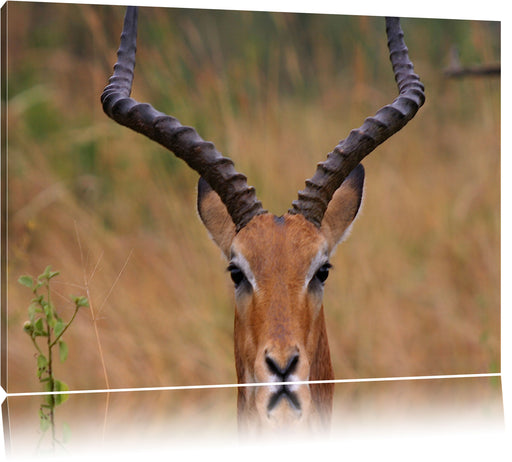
[101,6,425,433]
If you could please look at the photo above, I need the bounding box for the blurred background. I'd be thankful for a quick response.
[4,1,501,447]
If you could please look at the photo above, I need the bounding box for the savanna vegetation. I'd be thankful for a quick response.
[5,1,501,450]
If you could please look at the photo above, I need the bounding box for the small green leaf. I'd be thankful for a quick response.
[37,354,48,378]
[43,303,56,328]
[53,380,69,405]
[38,265,60,281]
[18,275,33,288]
[42,300,52,316]
[34,318,46,336]
[37,354,48,369]
[47,317,56,330]
[49,271,60,280]
[27,303,38,323]
[54,319,65,339]
[72,295,89,308]
[59,340,68,362]
[39,265,53,280]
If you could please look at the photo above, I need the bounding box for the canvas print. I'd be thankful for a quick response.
[1,0,502,457]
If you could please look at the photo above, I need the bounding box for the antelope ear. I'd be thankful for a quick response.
[320,164,365,254]
[197,177,236,258]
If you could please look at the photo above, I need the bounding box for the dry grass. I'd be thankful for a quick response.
[6,2,500,434]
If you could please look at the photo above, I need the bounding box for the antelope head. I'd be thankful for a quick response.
[197,169,364,433]
[102,7,424,433]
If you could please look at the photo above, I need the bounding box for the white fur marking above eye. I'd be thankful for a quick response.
[304,245,330,289]
[231,251,258,292]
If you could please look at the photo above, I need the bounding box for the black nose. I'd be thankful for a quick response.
[267,385,301,413]
[265,352,299,379]
[264,352,302,415]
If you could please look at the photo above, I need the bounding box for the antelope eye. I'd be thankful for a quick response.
[227,263,246,287]
[315,263,332,284]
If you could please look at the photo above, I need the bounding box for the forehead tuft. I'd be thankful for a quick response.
[274,215,285,225]
[231,213,326,274]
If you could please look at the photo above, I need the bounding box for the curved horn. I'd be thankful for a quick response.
[289,17,425,228]
[101,6,266,231]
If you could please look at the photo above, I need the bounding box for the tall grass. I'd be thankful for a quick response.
[6,2,500,427]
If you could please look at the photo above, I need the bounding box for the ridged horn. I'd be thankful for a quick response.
[289,17,425,228]
[101,6,266,231]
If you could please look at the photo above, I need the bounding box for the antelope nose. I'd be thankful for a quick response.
[265,350,299,379]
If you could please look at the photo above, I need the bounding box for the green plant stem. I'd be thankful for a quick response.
[46,319,56,448]
[20,266,85,453]
[49,305,80,349]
